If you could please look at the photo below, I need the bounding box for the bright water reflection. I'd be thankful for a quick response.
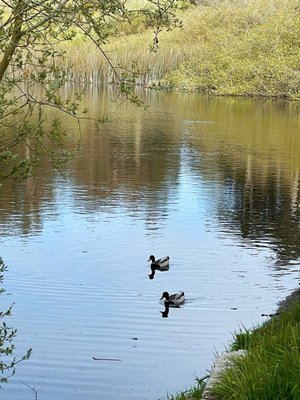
[1,87,300,399]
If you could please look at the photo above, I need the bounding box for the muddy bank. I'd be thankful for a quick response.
[277,288,300,313]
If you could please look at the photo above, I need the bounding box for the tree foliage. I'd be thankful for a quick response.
[0,0,192,180]
[0,258,32,385]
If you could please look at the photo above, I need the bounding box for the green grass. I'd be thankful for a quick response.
[166,297,300,400]
[165,376,207,400]
[60,0,300,99]
[210,301,300,399]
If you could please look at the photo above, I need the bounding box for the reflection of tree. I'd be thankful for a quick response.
[69,100,182,230]
[0,91,299,252]
[0,258,31,385]
[0,88,184,236]
[185,98,300,266]
[216,163,300,266]
[0,159,57,237]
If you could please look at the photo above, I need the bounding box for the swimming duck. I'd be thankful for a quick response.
[147,255,169,269]
[160,291,185,307]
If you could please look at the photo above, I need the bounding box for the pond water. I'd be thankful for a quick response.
[1,87,300,400]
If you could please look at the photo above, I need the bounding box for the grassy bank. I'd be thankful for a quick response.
[210,290,300,399]
[166,289,300,400]
[61,0,300,99]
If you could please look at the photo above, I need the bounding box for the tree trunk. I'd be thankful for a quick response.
[0,2,24,81]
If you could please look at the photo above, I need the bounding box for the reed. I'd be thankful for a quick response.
[59,0,300,99]
[58,28,190,86]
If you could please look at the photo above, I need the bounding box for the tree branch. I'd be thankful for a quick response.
[21,0,70,36]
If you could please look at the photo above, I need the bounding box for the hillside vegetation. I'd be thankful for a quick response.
[63,0,300,99]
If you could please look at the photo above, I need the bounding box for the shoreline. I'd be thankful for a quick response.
[200,286,300,400]
[277,287,300,313]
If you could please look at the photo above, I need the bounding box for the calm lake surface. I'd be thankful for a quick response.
[1,87,300,399]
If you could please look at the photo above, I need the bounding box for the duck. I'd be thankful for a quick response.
[147,255,170,269]
[160,291,185,307]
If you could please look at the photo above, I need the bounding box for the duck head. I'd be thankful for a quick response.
[160,291,169,301]
[147,255,155,263]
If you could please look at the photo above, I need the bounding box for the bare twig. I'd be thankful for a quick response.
[92,357,121,361]
[23,382,38,400]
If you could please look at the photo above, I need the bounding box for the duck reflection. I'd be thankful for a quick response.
[160,305,170,318]
[149,268,156,279]
[148,264,170,280]
[159,303,183,318]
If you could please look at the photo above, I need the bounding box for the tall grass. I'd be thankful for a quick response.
[59,0,300,99]
[211,302,300,399]
[59,29,190,86]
